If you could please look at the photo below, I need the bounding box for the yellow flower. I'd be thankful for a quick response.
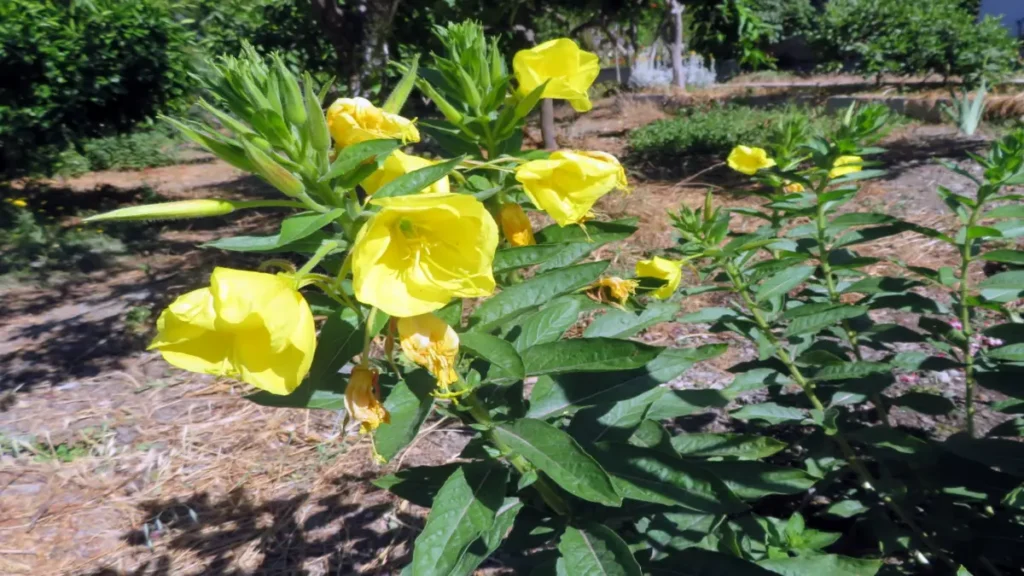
[149,267,316,395]
[513,38,601,112]
[498,202,536,247]
[352,193,498,318]
[346,365,390,433]
[7,198,28,208]
[727,146,776,175]
[829,155,863,179]
[326,97,420,148]
[398,314,459,390]
[636,257,683,300]
[515,150,628,227]
[783,181,805,193]
[587,276,639,307]
[360,150,450,198]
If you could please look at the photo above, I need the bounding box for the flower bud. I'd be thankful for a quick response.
[275,56,307,128]
[304,74,331,154]
[84,199,237,223]
[241,139,306,198]
[345,365,390,434]
[499,203,536,247]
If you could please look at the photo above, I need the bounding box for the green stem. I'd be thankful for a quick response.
[959,203,983,438]
[296,240,339,278]
[723,261,955,569]
[232,200,307,210]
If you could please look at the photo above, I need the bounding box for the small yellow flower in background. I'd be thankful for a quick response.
[727,146,776,175]
[345,365,390,433]
[327,97,420,148]
[783,181,805,193]
[360,150,450,197]
[498,202,536,247]
[149,267,316,395]
[829,155,864,179]
[351,193,498,318]
[636,256,683,300]
[7,198,28,208]
[513,38,601,112]
[398,314,459,390]
[587,276,639,307]
[515,150,628,227]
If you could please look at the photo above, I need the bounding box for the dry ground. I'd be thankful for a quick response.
[0,97,1011,574]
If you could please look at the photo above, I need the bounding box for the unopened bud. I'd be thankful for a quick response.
[418,81,464,125]
[84,199,237,223]
[275,56,307,128]
[242,139,306,198]
[303,72,331,153]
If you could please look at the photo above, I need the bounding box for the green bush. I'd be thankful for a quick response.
[0,0,194,177]
[689,0,816,69]
[815,0,1020,84]
[628,104,833,166]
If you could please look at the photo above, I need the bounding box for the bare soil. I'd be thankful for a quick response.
[0,97,1017,575]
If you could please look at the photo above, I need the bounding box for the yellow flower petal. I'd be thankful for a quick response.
[352,193,498,318]
[829,155,863,179]
[783,182,805,193]
[149,268,316,395]
[727,146,776,176]
[515,150,627,226]
[327,97,420,148]
[498,202,536,247]
[345,365,390,433]
[513,38,601,112]
[588,276,639,307]
[636,256,683,300]
[360,150,450,197]
[398,314,459,389]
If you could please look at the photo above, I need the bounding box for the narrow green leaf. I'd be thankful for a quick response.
[568,388,665,444]
[556,524,642,576]
[372,463,460,507]
[785,305,868,336]
[758,554,881,576]
[522,338,663,376]
[472,261,608,331]
[383,55,419,114]
[584,301,678,339]
[650,549,774,575]
[696,461,819,500]
[981,249,1024,265]
[813,362,890,381]
[202,231,332,253]
[755,266,815,302]
[304,308,363,386]
[731,403,806,425]
[448,498,522,576]
[320,139,401,182]
[590,444,746,513]
[671,433,788,460]
[979,270,1024,303]
[513,298,582,353]
[278,209,345,246]
[459,332,525,381]
[989,343,1024,362]
[492,419,621,506]
[983,205,1024,219]
[409,463,508,576]
[536,218,638,243]
[373,156,464,199]
[493,244,567,273]
[374,370,436,462]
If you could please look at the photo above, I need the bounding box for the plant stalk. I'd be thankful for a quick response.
[959,203,983,438]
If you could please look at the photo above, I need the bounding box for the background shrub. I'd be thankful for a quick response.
[0,0,194,177]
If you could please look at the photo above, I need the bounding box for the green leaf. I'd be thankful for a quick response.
[373,156,464,199]
[556,524,642,576]
[649,549,775,575]
[202,231,332,253]
[731,403,806,425]
[584,301,678,339]
[245,386,347,411]
[785,305,868,336]
[981,249,1024,265]
[409,463,508,576]
[983,205,1024,219]
[373,463,460,507]
[492,419,621,505]
[278,209,345,246]
[755,266,815,302]
[459,332,525,381]
[306,308,365,387]
[536,218,638,243]
[813,362,889,382]
[824,500,869,518]
[522,338,663,376]
[527,347,718,419]
[568,388,665,444]
[957,567,975,576]
[891,392,955,415]
[590,444,746,513]
[758,555,881,576]
[374,370,436,462]
[471,261,608,331]
[988,343,1024,362]
[637,512,723,554]
[320,138,400,182]
[979,270,1024,303]
[696,461,819,500]
[671,433,788,460]
[493,244,568,273]
[944,433,1024,477]
[383,55,419,114]
[513,298,582,353]
[448,498,522,576]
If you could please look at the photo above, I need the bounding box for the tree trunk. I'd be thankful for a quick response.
[670,1,685,90]
[541,100,557,150]
[308,0,399,96]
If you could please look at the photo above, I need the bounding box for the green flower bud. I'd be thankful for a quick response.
[84,199,237,223]
[242,139,306,198]
[303,72,331,153]
[275,56,307,128]
[417,80,464,125]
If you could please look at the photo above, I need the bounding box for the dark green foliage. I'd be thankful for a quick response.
[0,0,194,177]
[814,0,1020,84]
[689,0,816,69]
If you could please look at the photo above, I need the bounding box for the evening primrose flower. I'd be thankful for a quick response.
[327,97,420,147]
[513,38,601,112]
[587,276,639,307]
[636,257,683,300]
[360,150,450,197]
[345,365,390,433]
[398,314,459,390]
[829,155,863,179]
[149,267,316,395]
[727,146,776,175]
[498,202,536,247]
[351,193,498,318]
[515,150,628,227]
